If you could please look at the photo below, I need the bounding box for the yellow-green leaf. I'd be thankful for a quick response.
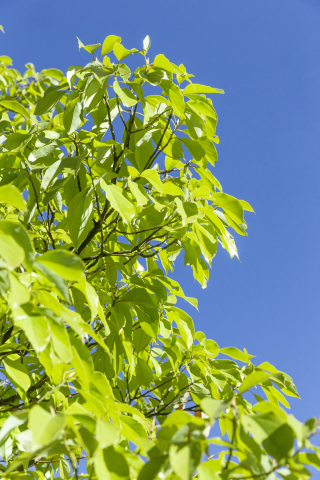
[0,100,30,118]
[0,185,26,211]
[102,35,121,55]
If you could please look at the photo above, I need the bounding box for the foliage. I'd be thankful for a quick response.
[0,36,318,480]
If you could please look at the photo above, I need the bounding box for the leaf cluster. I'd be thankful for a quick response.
[0,38,318,480]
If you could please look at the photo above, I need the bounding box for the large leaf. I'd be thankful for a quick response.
[38,250,84,281]
[63,96,82,134]
[0,220,34,267]
[104,183,135,224]
[102,35,122,55]
[3,357,31,398]
[0,100,30,118]
[0,184,26,210]
[239,370,271,394]
[67,187,94,248]
[34,89,66,115]
[113,81,137,107]
[29,405,67,449]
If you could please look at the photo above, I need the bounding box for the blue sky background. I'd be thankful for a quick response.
[1,0,319,426]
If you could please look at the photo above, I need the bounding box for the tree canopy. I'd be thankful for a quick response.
[0,35,318,480]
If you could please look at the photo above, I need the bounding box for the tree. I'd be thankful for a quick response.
[0,35,318,480]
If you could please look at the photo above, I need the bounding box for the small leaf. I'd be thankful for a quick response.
[143,35,151,53]
[183,84,224,95]
[101,35,121,55]
[77,37,101,55]
[220,347,252,363]
[240,199,255,212]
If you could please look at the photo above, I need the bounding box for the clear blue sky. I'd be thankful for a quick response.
[2,0,319,425]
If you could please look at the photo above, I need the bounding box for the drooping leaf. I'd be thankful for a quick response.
[67,187,94,248]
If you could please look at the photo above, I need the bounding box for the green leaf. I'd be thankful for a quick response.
[135,357,153,388]
[169,443,202,480]
[95,446,130,480]
[162,181,184,197]
[169,307,195,349]
[29,405,67,449]
[128,178,149,206]
[212,193,244,223]
[113,42,132,61]
[63,96,82,134]
[8,273,30,308]
[0,412,28,444]
[163,81,185,117]
[0,233,25,269]
[42,68,64,80]
[77,37,101,55]
[188,100,217,119]
[14,311,50,353]
[201,398,230,421]
[49,318,73,362]
[38,250,84,281]
[181,138,205,161]
[5,132,32,151]
[240,199,255,212]
[102,35,122,55]
[0,100,30,118]
[175,198,198,225]
[138,456,167,480]
[239,370,271,394]
[198,462,221,480]
[241,412,294,461]
[104,183,135,225]
[140,169,163,193]
[298,453,320,470]
[183,84,224,95]
[35,261,71,303]
[220,347,252,363]
[154,54,175,73]
[71,336,93,390]
[0,220,34,267]
[67,187,94,248]
[96,419,120,448]
[0,185,26,211]
[3,357,31,397]
[34,89,66,115]
[113,81,137,107]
